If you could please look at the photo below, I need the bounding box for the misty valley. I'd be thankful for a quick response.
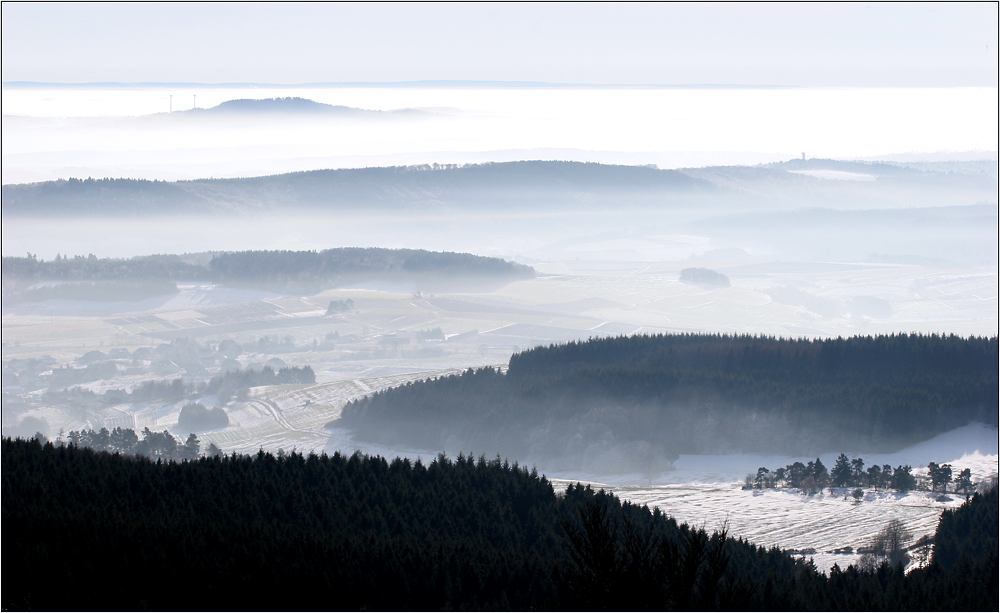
[3,239,997,609]
[3,95,998,609]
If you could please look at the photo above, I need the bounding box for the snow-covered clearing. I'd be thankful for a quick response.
[548,424,998,573]
[617,484,965,573]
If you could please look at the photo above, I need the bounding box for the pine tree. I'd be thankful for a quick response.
[831,454,852,487]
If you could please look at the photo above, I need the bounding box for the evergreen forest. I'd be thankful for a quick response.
[2,438,996,611]
[341,333,998,463]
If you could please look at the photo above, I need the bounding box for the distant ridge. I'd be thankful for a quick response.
[0,160,712,216]
[195,97,355,114]
[181,96,411,116]
[2,158,992,218]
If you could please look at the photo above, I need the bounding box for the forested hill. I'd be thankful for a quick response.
[2,248,533,296]
[209,248,533,283]
[341,333,998,467]
[4,438,996,610]
[0,161,712,215]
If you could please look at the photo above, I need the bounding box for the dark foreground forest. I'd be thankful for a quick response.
[341,333,998,468]
[2,438,996,611]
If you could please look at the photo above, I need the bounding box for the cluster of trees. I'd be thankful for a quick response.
[749,455,976,495]
[831,454,897,489]
[679,267,731,287]
[2,438,995,610]
[58,364,313,407]
[58,426,221,460]
[254,334,298,353]
[117,377,188,402]
[925,462,975,494]
[208,247,534,288]
[342,333,998,460]
[206,365,315,403]
[48,361,119,387]
[45,377,189,409]
[177,402,229,432]
[415,327,446,340]
[325,298,355,314]
[749,455,918,492]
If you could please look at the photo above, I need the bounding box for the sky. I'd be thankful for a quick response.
[2,3,997,86]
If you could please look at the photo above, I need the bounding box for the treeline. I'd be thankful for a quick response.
[205,365,315,403]
[208,248,534,285]
[748,454,977,494]
[2,252,206,282]
[2,438,996,611]
[55,426,220,460]
[127,365,312,402]
[341,333,998,463]
[45,365,313,409]
[2,248,533,295]
[747,457,918,492]
[1,161,711,216]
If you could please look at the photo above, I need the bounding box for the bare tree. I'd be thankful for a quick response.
[858,518,913,570]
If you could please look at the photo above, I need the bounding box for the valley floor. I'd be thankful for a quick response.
[3,264,997,571]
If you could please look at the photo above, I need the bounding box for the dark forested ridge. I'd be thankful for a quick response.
[932,485,999,571]
[2,438,996,611]
[341,333,998,465]
[2,248,533,297]
[0,161,712,215]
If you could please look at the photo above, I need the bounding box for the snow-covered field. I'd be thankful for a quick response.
[547,424,998,573]
[620,483,964,573]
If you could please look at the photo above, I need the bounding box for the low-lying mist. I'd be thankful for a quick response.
[338,334,998,476]
[4,85,996,183]
[2,156,996,472]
